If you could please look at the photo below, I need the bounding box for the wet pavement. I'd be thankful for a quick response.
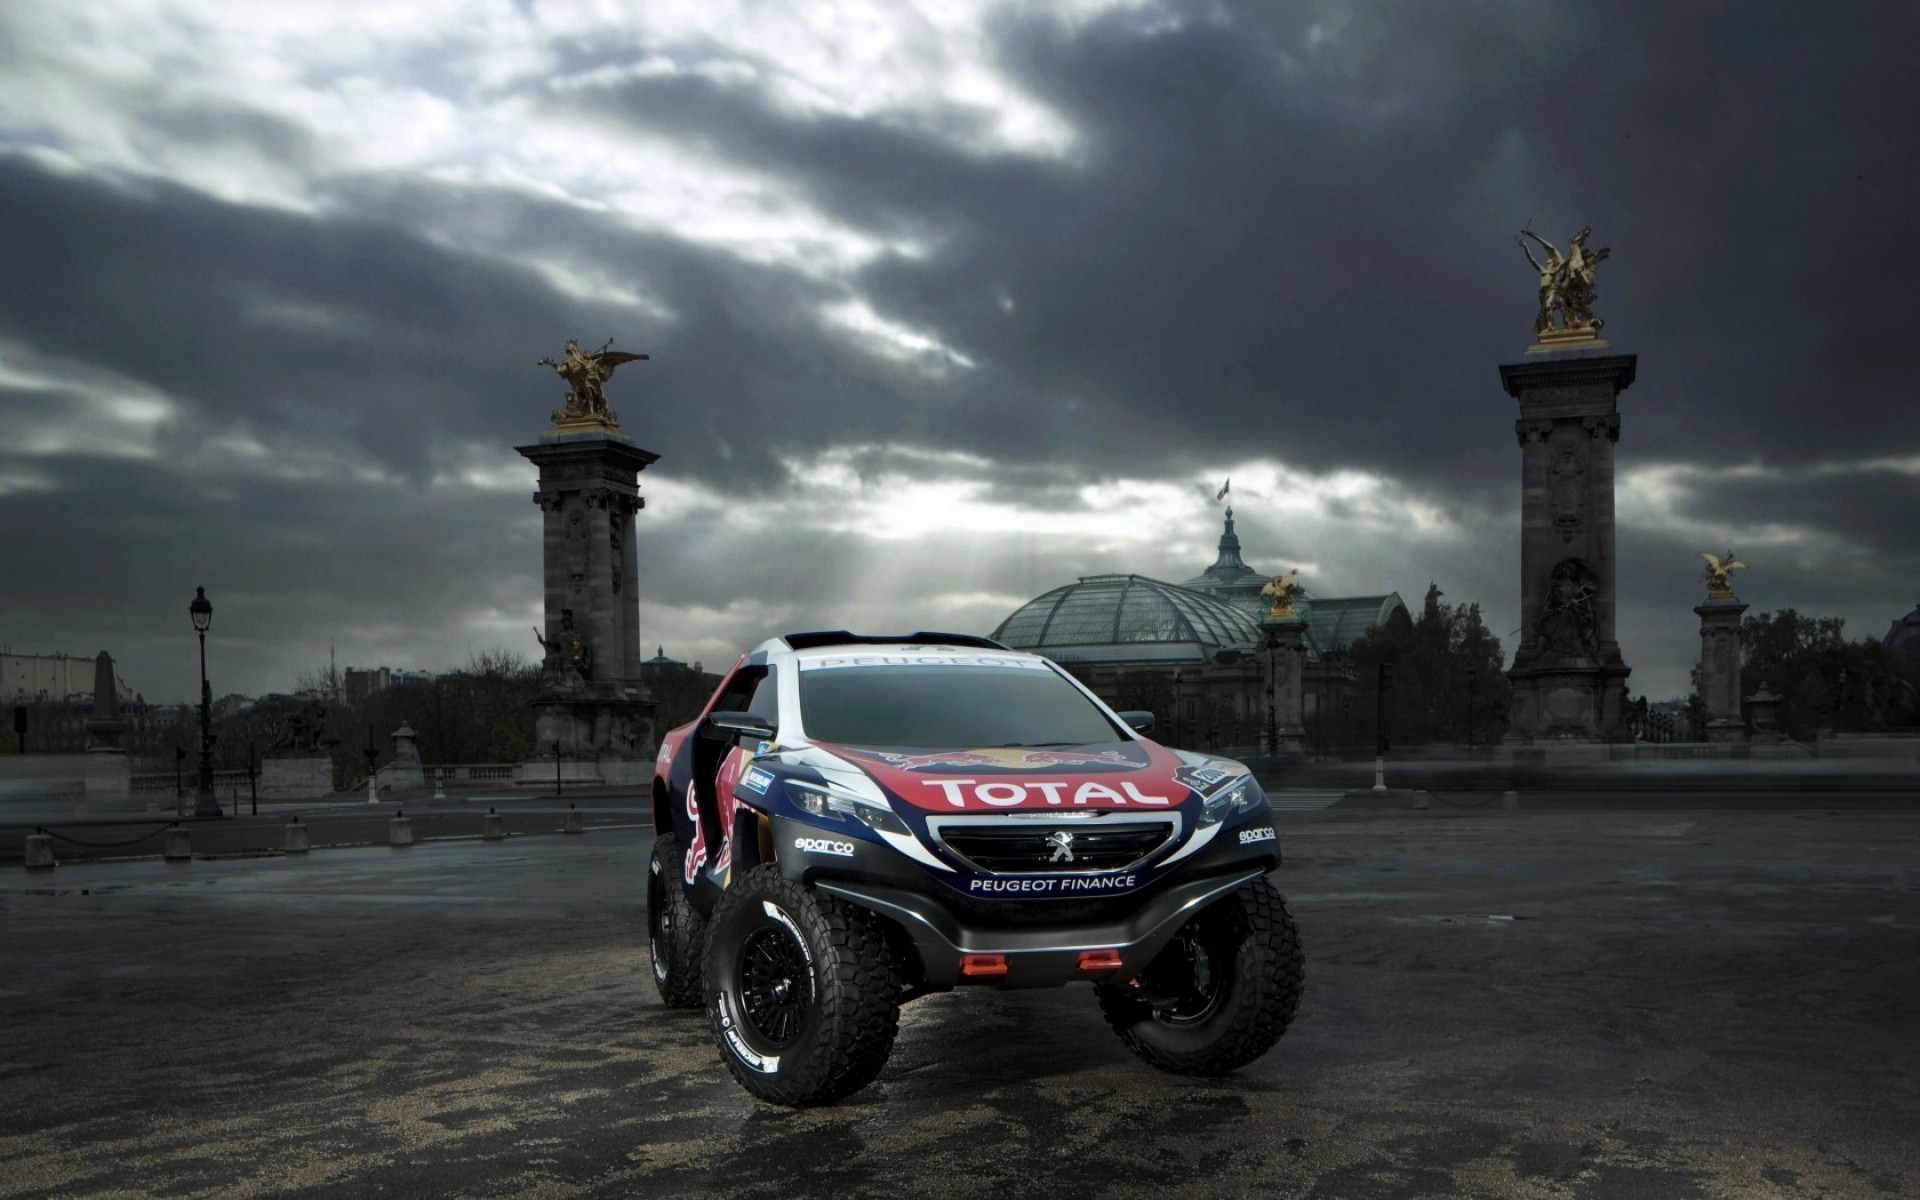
[1,807,1915,1198]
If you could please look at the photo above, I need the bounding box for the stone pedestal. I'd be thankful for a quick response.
[83,650,134,810]
[261,754,333,800]
[386,722,426,791]
[1696,596,1749,742]
[533,698,656,783]
[1261,616,1309,749]
[517,426,660,779]
[1501,349,1637,744]
[84,750,132,811]
[1746,683,1784,743]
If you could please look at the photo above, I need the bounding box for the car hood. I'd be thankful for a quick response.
[808,739,1217,814]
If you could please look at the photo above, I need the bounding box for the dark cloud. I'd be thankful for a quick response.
[3,2,1917,701]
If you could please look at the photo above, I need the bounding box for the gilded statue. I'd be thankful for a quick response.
[1539,558,1600,658]
[1701,550,1746,600]
[535,608,593,681]
[538,338,648,428]
[1261,570,1301,621]
[1518,226,1610,342]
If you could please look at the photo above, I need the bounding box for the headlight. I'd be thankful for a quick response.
[785,779,910,836]
[1199,779,1264,826]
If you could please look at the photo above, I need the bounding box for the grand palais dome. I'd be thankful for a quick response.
[991,574,1264,664]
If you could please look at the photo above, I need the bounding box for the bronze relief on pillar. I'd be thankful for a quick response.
[564,505,589,597]
[1548,430,1589,543]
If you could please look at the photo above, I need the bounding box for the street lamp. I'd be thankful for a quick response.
[189,586,222,818]
[1264,634,1279,755]
[1372,661,1391,792]
[365,725,379,804]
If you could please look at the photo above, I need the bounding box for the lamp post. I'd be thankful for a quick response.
[365,726,379,804]
[189,587,222,818]
[1372,661,1391,792]
[1264,634,1279,755]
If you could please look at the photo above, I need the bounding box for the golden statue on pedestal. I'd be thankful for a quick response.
[1262,570,1301,621]
[1519,226,1610,346]
[1701,550,1746,600]
[538,338,648,429]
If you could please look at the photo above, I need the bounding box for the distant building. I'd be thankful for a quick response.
[2,652,133,705]
[989,508,1407,750]
[640,646,701,684]
[341,667,433,703]
[10,698,180,770]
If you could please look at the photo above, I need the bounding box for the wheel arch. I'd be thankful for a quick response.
[652,777,674,835]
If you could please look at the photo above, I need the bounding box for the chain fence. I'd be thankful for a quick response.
[37,823,178,849]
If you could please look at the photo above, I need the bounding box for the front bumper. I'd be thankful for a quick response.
[817,867,1264,989]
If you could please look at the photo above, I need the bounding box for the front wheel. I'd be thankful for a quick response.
[1096,878,1303,1075]
[648,834,706,1008]
[704,866,901,1105]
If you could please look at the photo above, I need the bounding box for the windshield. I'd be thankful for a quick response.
[798,664,1127,749]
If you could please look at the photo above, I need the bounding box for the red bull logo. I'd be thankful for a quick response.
[852,747,1142,772]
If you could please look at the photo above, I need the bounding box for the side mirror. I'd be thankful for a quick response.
[705,710,775,742]
[1117,710,1155,734]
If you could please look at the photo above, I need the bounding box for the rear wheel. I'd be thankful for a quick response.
[704,866,900,1105]
[1096,878,1303,1075]
[648,834,706,1008]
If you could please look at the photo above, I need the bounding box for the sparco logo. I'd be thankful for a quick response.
[1238,826,1276,845]
[793,836,855,857]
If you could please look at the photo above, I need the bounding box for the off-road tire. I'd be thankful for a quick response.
[1095,878,1303,1075]
[648,834,706,1008]
[704,865,901,1105]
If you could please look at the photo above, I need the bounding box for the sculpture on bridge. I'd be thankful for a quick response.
[1519,226,1611,341]
[538,338,648,428]
[1700,550,1747,600]
[1261,570,1302,621]
[536,609,593,683]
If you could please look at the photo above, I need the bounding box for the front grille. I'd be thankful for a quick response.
[928,816,1176,875]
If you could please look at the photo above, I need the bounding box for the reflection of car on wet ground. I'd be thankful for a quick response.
[648,631,1304,1105]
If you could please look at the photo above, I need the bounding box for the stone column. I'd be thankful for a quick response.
[516,427,660,783]
[1262,616,1308,751]
[1501,349,1637,744]
[1695,596,1749,742]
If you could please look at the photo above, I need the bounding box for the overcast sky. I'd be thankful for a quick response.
[3,1,1916,707]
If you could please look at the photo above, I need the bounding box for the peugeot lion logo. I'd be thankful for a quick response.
[1045,830,1076,864]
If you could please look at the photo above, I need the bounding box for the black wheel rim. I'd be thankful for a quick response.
[648,870,669,983]
[1148,924,1229,1026]
[738,924,812,1048]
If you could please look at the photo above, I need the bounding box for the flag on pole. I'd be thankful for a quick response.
[1215,477,1230,502]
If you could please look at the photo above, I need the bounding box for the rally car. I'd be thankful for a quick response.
[647,631,1304,1105]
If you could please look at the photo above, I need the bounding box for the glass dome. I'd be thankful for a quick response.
[1886,602,1920,665]
[991,575,1264,663]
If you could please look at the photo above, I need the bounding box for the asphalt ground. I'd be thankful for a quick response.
[1,807,1916,1199]
[0,792,646,867]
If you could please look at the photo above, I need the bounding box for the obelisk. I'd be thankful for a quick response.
[83,651,132,811]
[517,340,659,782]
[1502,227,1634,744]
